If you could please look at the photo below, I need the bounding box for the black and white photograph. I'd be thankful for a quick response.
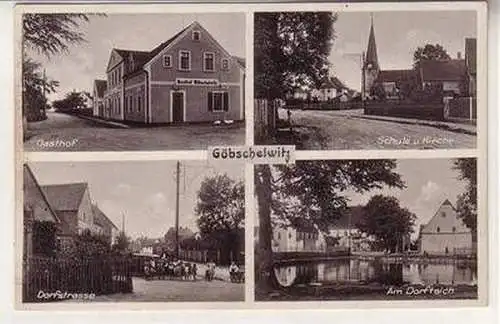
[22,13,246,151]
[254,11,478,150]
[254,158,478,301]
[22,160,245,303]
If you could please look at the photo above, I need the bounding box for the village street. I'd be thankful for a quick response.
[71,277,244,302]
[24,111,245,151]
[280,108,476,150]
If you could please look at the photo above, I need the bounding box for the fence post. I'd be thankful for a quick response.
[469,97,473,121]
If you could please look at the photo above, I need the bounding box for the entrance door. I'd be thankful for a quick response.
[172,91,184,123]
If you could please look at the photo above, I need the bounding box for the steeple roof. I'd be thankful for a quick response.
[364,14,379,70]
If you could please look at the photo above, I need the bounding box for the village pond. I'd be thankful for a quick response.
[267,256,477,301]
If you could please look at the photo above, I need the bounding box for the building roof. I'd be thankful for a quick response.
[92,204,118,230]
[328,206,365,230]
[465,38,476,75]
[418,59,467,82]
[23,164,60,223]
[232,56,246,68]
[320,76,346,90]
[93,80,107,98]
[289,217,318,233]
[41,183,88,211]
[377,69,416,83]
[364,18,379,70]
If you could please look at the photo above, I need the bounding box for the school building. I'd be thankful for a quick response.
[93,21,245,124]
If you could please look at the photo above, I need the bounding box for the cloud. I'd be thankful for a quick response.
[112,183,132,197]
[418,181,441,202]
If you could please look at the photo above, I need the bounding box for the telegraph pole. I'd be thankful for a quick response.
[175,161,181,259]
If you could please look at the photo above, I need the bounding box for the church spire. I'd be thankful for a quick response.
[364,13,379,70]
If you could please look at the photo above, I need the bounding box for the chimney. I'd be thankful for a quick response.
[457,52,462,59]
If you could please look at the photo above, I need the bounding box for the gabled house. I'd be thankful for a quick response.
[272,218,324,253]
[93,79,107,117]
[416,59,468,96]
[41,182,96,250]
[310,77,347,102]
[23,165,60,258]
[91,204,118,245]
[100,21,245,124]
[420,199,473,255]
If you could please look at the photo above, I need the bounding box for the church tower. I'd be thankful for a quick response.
[363,14,380,97]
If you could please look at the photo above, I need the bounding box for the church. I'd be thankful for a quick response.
[362,17,476,100]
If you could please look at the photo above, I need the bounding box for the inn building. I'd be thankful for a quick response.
[94,21,245,124]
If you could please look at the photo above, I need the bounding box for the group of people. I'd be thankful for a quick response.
[142,256,243,283]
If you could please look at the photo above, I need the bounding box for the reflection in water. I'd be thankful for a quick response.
[274,258,477,287]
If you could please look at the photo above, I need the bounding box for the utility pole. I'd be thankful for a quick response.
[175,161,180,259]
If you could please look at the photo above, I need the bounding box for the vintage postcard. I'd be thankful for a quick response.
[15,1,489,311]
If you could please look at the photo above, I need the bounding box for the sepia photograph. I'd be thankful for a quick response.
[254,11,478,150]
[21,160,245,303]
[21,13,246,151]
[254,158,478,301]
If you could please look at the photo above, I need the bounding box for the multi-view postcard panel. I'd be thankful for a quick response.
[23,160,246,303]
[18,3,487,309]
[23,13,246,151]
[254,10,478,150]
[254,158,478,301]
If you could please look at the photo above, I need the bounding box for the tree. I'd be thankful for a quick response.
[357,195,416,253]
[23,14,92,57]
[413,44,451,66]
[52,90,90,112]
[22,58,59,122]
[195,174,245,262]
[22,14,95,124]
[453,158,477,242]
[255,160,405,292]
[254,12,337,100]
[112,231,131,253]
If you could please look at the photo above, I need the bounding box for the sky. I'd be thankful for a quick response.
[329,11,477,91]
[254,159,470,239]
[29,160,245,239]
[27,13,246,102]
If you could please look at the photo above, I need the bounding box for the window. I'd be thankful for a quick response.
[124,96,128,112]
[118,69,121,82]
[163,55,172,68]
[437,227,441,233]
[137,96,141,112]
[221,58,230,70]
[288,233,292,239]
[204,52,215,72]
[192,30,200,41]
[452,226,456,233]
[179,50,191,71]
[277,233,281,240]
[208,91,229,112]
[129,96,133,112]
[441,212,446,218]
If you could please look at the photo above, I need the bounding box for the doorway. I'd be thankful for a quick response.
[171,91,185,123]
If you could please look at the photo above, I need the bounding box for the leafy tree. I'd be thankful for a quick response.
[357,195,416,253]
[52,90,91,112]
[195,174,245,261]
[254,12,337,100]
[22,58,59,122]
[413,44,451,66]
[22,14,95,123]
[255,160,405,292]
[453,158,477,242]
[23,14,92,57]
[112,231,131,253]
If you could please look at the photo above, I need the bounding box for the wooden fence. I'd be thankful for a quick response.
[23,256,133,302]
[254,99,278,142]
[285,101,363,111]
[364,101,445,121]
[445,97,477,122]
